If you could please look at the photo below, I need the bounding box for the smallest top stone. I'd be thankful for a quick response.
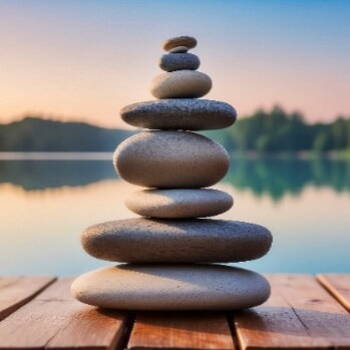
[163,36,197,52]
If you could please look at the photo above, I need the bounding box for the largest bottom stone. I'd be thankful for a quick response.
[71,264,270,310]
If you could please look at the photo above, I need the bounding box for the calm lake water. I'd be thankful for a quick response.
[1,154,350,276]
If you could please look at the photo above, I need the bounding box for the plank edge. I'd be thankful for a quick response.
[316,274,350,313]
[0,276,57,321]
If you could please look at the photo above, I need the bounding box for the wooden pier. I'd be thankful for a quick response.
[1,274,350,349]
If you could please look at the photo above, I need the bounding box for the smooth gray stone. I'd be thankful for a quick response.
[81,218,272,263]
[150,71,212,99]
[169,46,188,53]
[126,189,233,218]
[160,53,200,72]
[163,35,197,51]
[121,99,236,130]
[71,264,270,310]
[114,131,229,188]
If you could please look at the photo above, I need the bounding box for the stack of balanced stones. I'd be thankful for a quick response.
[72,36,273,310]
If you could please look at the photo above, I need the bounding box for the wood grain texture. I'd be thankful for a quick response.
[0,276,56,321]
[233,274,350,349]
[1,274,350,350]
[0,278,130,350]
[128,312,235,350]
[317,274,350,312]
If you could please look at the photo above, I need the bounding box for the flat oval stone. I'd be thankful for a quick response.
[121,99,236,130]
[160,53,200,72]
[163,36,197,51]
[114,131,229,188]
[81,218,272,263]
[169,46,188,53]
[151,71,212,99]
[71,264,270,310]
[126,189,233,218]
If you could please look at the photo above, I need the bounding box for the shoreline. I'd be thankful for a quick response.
[1,151,350,161]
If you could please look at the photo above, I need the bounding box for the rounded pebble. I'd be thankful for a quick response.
[114,131,229,188]
[160,53,200,72]
[81,218,272,263]
[163,36,197,51]
[71,264,270,310]
[121,99,236,130]
[126,189,233,218]
[169,46,188,53]
[150,70,212,99]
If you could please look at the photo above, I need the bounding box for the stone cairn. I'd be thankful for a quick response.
[72,36,273,310]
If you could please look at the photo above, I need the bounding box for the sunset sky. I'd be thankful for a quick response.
[1,0,349,129]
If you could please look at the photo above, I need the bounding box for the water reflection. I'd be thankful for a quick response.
[0,160,115,190]
[1,157,350,199]
[1,156,350,275]
[227,157,350,200]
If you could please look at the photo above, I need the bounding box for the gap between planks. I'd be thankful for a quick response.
[0,276,56,321]
[317,274,350,312]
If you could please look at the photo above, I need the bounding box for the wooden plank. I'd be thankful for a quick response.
[317,274,350,312]
[0,276,55,321]
[128,312,235,350]
[233,274,350,349]
[233,277,321,349]
[0,278,130,350]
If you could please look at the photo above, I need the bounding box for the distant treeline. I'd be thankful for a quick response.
[0,117,133,151]
[1,107,350,152]
[205,105,350,153]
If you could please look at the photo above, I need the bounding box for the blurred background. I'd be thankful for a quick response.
[1,0,349,276]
